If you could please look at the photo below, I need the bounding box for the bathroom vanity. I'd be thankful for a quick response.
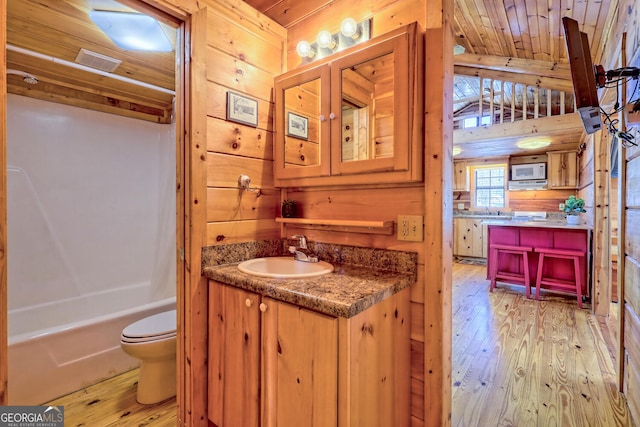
[202,241,415,427]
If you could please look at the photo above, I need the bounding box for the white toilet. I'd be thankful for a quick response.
[120,309,177,404]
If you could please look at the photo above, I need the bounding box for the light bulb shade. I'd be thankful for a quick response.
[340,18,359,39]
[296,40,315,58]
[316,31,336,49]
[89,10,173,52]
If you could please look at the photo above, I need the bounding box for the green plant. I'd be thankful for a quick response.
[562,195,586,215]
[281,199,298,218]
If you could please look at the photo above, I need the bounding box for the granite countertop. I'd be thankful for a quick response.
[482,219,593,230]
[201,240,417,319]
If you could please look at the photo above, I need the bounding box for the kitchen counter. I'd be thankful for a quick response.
[201,239,417,318]
[482,219,593,230]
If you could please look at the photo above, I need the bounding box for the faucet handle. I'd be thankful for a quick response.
[291,235,308,249]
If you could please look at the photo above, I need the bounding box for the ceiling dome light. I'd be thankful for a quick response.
[89,10,173,52]
[340,18,360,39]
[296,40,315,58]
[517,140,551,150]
[316,31,336,49]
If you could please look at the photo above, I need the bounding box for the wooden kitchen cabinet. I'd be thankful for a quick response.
[273,22,422,187]
[453,218,486,258]
[453,160,468,191]
[207,280,410,427]
[547,150,578,189]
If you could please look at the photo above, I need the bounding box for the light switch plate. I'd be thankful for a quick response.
[397,215,424,242]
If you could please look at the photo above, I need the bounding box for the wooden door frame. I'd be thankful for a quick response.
[0,3,210,425]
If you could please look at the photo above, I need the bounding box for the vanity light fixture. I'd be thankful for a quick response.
[316,30,336,49]
[296,18,371,63]
[296,40,316,58]
[340,17,360,39]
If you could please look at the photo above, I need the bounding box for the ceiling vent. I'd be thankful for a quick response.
[74,48,122,72]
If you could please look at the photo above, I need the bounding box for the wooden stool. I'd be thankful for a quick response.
[489,244,533,298]
[534,247,585,308]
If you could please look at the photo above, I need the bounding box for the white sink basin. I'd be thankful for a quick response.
[237,257,333,279]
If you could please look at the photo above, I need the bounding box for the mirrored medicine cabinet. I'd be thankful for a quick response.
[273,22,423,187]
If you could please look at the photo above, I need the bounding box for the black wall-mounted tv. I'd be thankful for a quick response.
[562,16,602,134]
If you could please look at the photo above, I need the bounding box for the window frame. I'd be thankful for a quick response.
[469,163,508,210]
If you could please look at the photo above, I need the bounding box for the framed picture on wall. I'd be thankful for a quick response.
[287,112,309,140]
[226,91,258,127]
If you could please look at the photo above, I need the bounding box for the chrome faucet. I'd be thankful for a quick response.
[289,235,318,262]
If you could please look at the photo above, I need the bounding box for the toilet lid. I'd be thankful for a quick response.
[122,310,176,339]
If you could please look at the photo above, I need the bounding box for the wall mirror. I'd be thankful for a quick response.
[340,51,394,163]
[283,77,322,168]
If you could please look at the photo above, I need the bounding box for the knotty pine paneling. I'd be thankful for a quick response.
[507,189,574,212]
[207,84,274,131]
[206,188,279,222]
[627,156,640,208]
[206,219,280,245]
[206,153,274,188]
[625,304,640,423]
[206,117,274,160]
[206,49,274,103]
[284,0,426,69]
[205,4,285,248]
[625,210,640,262]
[625,256,640,318]
[206,9,284,76]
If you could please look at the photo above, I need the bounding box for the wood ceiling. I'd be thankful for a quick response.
[5,0,616,156]
[6,0,177,124]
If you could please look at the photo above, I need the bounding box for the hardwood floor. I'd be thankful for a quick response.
[42,262,630,426]
[44,368,177,426]
[452,261,632,427]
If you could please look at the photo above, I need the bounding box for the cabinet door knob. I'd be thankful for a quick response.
[245,298,253,307]
[259,303,267,312]
[329,112,336,120]
[319,114,326,122]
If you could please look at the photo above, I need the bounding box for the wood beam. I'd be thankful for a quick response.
[454,65,574,93]
[454,53,571,80]
[0,0,7,406]
[454,113,584,144]
[424,0,453,425]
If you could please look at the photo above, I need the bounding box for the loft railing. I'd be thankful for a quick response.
[453,76,576,129]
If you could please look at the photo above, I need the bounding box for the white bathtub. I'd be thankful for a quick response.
[8,290,176,405]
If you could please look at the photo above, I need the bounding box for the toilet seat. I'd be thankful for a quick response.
[121,310,176,343]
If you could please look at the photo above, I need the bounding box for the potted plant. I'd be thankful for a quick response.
[562,195,586,225]
[281,199,298,218]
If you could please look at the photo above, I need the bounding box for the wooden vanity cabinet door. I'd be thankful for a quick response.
[208,281,261,427]
[261,297,338,427]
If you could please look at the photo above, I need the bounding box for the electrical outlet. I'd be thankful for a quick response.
[397,215,424,242]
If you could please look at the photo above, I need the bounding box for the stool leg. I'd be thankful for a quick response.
[574,256,583,309]
[489,247,498,292]
[523,251,531,299]
[535,253,544,301]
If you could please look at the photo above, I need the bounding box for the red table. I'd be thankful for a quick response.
[486,221,592,297]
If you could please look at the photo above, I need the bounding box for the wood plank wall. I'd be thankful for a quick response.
[619,0,640,423]
[0,0,7,407]
[591,0,640,424]
[203,3,286,246]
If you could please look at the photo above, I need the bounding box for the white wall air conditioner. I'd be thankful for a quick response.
[508,179,548,191]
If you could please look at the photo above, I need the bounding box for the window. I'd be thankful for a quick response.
[473,165,505,208]
[463,115,491,129]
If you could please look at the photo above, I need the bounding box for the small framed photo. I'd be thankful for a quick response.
[226,91,258,127]
[287,112,309,140]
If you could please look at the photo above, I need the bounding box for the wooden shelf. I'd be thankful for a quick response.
[275,217,395,235]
